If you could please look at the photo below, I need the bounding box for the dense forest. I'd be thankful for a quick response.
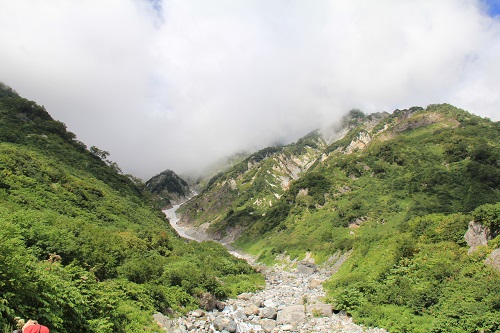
[179,104,500,332]
[0,83,263,333]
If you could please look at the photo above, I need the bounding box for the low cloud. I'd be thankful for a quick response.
[1,0,499,179]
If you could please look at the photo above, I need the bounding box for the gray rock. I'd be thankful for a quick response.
[244,304,260,316]
[307,304,333,317]
[259,306,277,319]
[216,301,226,311]
[213,317,237,333]
[276,305,306,325]
[263,299,276,308]
[297,261,317,275]
[191,309,204,318]
[153,312,172,330]
[233,309,247,320]
[199,292,217,311]
[253,299,263,307]
[259,319,276,333]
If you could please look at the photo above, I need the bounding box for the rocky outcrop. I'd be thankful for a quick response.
[465,221,493,254]
[394,112,442,133]
[344,131,372,154]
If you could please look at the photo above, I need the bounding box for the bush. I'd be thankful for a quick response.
[473,203,500,230]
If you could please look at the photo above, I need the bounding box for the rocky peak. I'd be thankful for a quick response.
[144,169,192,208]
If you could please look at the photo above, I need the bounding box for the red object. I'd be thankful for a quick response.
[22,324,50,333]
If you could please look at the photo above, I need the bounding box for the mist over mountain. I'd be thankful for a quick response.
[1,1,500,179]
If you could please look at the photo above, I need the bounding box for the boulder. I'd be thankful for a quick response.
[308,279,323,289]
[199,292,217,311]
[253,299,263,308]
[244,304,260,316]
[259,318,277,333]
[216,300,226,310]
[191,309,204,317]
[233,309,247,320]
[153,312,172,330]
[307,304,333,317]
[276,305,306,325]
[297,261,317,275]
[259,307,277,319]
[213,317,237,333]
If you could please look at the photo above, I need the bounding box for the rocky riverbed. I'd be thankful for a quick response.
[160,207,388,333]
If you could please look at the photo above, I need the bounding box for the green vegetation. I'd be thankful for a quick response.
[185,103,500,332]
[0,84,263,333]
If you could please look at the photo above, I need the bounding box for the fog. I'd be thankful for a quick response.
[1,0,500,179]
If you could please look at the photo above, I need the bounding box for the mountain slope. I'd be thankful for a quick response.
[179,103,500,332]
[177,130,332,240]
[0,83,263,333]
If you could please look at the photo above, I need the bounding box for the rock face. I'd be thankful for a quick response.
[465,221,493,254]
[154,263,387,333]
[485,249,500,271]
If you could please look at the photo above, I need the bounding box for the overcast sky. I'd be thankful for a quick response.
[1,0,500,179]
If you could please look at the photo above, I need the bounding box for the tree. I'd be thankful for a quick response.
[89,146,109,161]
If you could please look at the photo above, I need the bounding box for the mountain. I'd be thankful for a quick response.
[0,83,263,333]
[144,169,192,208]
[178,104,500,332]
[177,110,389,240]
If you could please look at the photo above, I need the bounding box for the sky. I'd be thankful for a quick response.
[1,0,500,179]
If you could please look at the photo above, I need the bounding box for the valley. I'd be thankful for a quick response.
[1,82,498,333]
[161,204,388,333]
[164,204,200,241]
[160,105,500,333]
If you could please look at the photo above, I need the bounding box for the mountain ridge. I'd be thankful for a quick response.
[176,103,500,332]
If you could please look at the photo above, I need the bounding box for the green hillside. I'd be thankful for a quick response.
[0,84,263,333]
[180,104,500,332]
[177,130,328,239]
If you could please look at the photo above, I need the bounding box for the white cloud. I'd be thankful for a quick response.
[0,0,499,179]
